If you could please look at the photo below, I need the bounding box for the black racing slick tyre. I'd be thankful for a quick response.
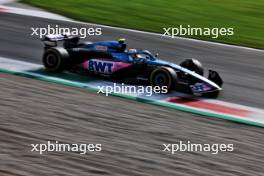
[180,58,204,76]
[42,47,69,73]
[150,66,177,91]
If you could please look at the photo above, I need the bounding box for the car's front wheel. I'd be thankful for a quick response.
[150,66,177,91]
[43,47,69,73]
[180,58,204,76]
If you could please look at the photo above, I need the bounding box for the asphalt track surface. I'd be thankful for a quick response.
[0,13,264,108]
[0,11,264,176]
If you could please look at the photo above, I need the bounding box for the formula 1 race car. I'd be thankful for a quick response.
[42,34,223,97]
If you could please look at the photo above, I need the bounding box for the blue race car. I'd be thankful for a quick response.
[42,34,223,97]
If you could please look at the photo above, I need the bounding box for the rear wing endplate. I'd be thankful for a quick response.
[42,34,79,48]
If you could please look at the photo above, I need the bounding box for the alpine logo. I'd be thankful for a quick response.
[88,60,113,74]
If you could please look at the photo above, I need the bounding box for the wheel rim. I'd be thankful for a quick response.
[46,54,58,67]
[154,73,168,86]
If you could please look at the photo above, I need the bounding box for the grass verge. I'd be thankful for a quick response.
[21,0,264,49]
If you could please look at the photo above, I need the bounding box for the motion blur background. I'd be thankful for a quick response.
[22,0,264,48]
[1,0,264,176]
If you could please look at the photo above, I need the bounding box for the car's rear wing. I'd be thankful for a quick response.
[42,34,79,48]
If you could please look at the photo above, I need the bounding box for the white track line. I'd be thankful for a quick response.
[0,56,264,127]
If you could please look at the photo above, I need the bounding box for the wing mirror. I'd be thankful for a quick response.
[155,53,159,57]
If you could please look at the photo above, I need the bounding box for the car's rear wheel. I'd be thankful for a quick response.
[43,47,69,73]
[150,67,177,91]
